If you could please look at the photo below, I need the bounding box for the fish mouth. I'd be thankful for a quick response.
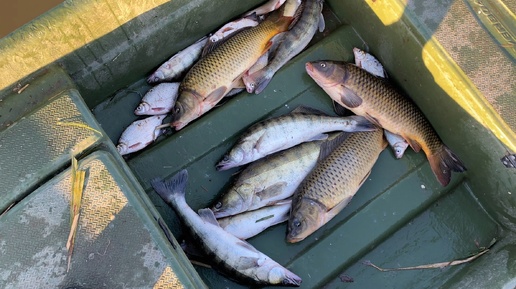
[285,234,304,243]
[171,121,186,131]
[215,162,231,171]
[283,274,302,287]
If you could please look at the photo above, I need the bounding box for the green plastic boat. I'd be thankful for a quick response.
[0,0,514,288]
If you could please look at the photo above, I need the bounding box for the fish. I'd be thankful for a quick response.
[217,199,292,240]
[283,0,303,17]
[170,10,294,130]
[151,170,302,286]
[212,132,349,218]
[147,36,208,84]
[116,115,166,155]
[352,47,387,78]
[384,130,409,159]
[134,83,179,115]
[202,16,260,57]
[287,129,387,243]
[243,0,324,94]
[216,107,376,171]
[350,48,408,158]
[244,0,286,16]
[305,61,467,186]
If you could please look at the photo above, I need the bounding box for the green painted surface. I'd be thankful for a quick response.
[0,0,515,288]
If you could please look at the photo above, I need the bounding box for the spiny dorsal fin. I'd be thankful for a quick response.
[290,105,329,116]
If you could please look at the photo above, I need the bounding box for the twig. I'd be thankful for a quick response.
[57,121,102,135]
[17,83,30,94]
[364,248,490,272]
[1,203,15,218]
[67,156,86,272]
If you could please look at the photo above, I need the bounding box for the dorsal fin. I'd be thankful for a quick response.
[318,132,349,161]
[290,105,329,116]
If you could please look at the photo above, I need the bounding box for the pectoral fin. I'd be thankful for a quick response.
[318,13,325,32]
[235,256,260,270]
[204,86,228,104]
[198,208,220,226]
[340,86,363,108]
[256,182,288,201]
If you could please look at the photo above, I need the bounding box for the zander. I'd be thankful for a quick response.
[151,170,302,286]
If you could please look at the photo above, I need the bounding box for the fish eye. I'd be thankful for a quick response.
[320,62,326,68]
[250,83,255,88]
[174,106,181,114]
[215,202,222,209]
[293,219,301,228]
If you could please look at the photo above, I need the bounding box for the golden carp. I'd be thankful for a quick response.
[287,130,387,243]
[305,61,467,186]
[171,11,293,130]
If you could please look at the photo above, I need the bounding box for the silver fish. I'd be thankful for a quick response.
[384,130,409,159]
[353,47,387,78]
[116,115,166,155]
[151,170,302,286]
[217,199,292,240]
[212,132,348,218]
[147,36,208,84]
[216,108,376,171]
[243,0,324,94]
[135,83,179,115]
[245,0,286,16]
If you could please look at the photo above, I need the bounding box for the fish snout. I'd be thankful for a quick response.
[116,143,128,155]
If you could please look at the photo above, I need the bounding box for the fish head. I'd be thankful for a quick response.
[134,101,151,115]
[286,198,326,243]
[242,72,258,93]
[216,145,248,171]
[116,142,130,155]
[171,96,199,131]
[211,184,254,218]
[305,60,348,88]
[268,266,302,286]
[147,71,165,84]
[393,142,409,159]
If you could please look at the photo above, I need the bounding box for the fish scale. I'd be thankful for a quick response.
[180,19,285,95]
[287,129,386,242]
[295,129,386,209]
[305,61,466,186]
[172,11,292,130]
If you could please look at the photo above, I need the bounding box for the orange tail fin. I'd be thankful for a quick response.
[428,145,467,186]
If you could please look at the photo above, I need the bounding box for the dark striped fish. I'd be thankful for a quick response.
[243,0,325,94]
[287,129,387,243]
[306,61,467,186]
[216,108,376,171]
[151,170,302,286]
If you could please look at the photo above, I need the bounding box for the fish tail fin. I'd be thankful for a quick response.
[346,115,378,132]
[428,145,467,186]
[151,169,189,205]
